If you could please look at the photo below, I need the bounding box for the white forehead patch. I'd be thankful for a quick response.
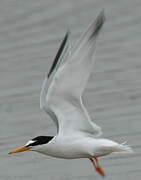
[25,140,35,146]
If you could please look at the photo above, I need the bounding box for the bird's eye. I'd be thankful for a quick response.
[25,136,54,147]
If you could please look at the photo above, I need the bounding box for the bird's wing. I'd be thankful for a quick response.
[45,11,105,136]
[40,31,71,131]
[47,30,71,78]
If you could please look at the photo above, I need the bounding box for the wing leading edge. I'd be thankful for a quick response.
[40,31,71,131]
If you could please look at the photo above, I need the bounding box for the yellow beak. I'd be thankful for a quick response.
[8,146,30,154]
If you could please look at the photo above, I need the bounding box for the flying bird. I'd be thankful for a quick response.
[9,11,133,177]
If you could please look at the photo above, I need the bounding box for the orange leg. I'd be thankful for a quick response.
[90,157,105,177]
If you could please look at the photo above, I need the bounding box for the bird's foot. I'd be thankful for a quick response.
[90,157,105,177]
[95,166,105,177]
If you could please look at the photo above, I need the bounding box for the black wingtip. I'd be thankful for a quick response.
[89,10,106,40]
[48,30,70,78]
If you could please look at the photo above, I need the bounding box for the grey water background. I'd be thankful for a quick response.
[0,0,141,179]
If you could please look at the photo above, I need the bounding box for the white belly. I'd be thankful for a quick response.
[35,141,91,159]
[31,136,118,159]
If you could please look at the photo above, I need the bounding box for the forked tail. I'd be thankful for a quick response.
[114,141,133,153]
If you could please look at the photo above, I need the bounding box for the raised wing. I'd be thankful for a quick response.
[48,31,70,78]
[45,11,105,136]
[40,31,71,130]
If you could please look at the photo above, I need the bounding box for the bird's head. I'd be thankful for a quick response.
[8,136,54,154]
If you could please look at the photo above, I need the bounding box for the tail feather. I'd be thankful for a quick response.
[114,142,133,153]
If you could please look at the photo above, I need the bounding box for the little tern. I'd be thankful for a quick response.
[9,11,133,177]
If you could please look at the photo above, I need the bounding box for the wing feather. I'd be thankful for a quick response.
[45,11,105,136]
[48,31,70,78]
[40,31,71,130]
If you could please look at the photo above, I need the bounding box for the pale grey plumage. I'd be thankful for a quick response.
[40,11,105,136]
